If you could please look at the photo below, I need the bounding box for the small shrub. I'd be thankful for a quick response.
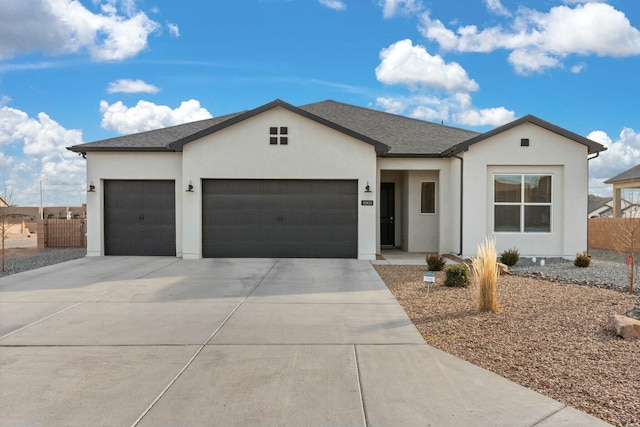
[444,264,470,288]
[426,254,446,271]
[500,247,520,266]
[574,251,591,268]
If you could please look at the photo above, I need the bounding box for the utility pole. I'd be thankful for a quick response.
[39,180,44,220]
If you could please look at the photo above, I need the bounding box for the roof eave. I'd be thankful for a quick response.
[66,146,175,154]
[382,153,443,158]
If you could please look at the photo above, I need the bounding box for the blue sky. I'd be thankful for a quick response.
[1,0,639,206]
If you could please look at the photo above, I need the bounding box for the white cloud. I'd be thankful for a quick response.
[319,0,346,11]
[100,99,213,134]
[0,0,160,61]
[378,0,423,19]
[107,79,161,94]
[374,39,512,127]
[484,0,511,17]
[570,63,587,73]
[376,39,479,92]
[375,92,514,127]
[375,97,406,114]
[0,105,86,206]
[167,22,180,37]
[453,106,515,127]
[0,151,12,170]
[588,127,640,195]
[419,3,640,74]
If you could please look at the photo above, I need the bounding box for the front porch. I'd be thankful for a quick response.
[378,160,460,256]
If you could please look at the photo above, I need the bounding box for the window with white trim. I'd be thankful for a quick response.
[494,175,551,232]
[420,182,436,214]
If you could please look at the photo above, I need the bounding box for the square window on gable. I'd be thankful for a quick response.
[269,126,290,145]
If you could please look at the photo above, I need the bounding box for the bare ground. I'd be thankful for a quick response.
[374,265,640,427]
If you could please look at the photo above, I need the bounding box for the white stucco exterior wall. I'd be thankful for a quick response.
[85,152,183,257]
[461,123,589,258]
[181,107,378,260]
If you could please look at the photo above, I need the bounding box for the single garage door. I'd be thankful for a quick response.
[202,179,358,258]
[104,180,176,256]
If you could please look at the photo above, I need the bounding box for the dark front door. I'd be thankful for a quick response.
[380,183,395,246]
[104,180,176,256]
[202,179,358,258]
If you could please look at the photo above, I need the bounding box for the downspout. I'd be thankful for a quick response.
[586,151,600,257]
[452,153,464,256]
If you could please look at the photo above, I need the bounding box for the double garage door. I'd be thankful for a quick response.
[202,179,358,258]
[104,179,358,258]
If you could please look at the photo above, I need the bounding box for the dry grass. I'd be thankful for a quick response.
[374,264,640,427]
[471,237,500,312]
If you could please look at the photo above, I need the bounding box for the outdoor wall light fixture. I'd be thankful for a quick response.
[365,181,372,193]
[87,181,95,192]
[186,180,194,192]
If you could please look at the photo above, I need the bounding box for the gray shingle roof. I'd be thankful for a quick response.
[604,164,640,184]
[68,111,246,152]
[67,99,606,157]
[68,100,478,156]
[299,100,479,155]
[588,194,612,213]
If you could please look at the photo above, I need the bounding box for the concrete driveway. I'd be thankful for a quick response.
[0,257,610,427]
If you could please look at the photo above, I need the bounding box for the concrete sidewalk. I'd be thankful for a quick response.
[0,257,611,426]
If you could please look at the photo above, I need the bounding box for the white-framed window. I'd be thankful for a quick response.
[494,174,552,233]
[420,182,436,214]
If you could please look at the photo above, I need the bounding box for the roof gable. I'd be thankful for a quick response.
[167,99,390,154]
[445,114,607,155]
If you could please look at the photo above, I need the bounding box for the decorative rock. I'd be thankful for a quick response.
[608,314,640,339]
[497,262,509,276]
[625,300,640,320]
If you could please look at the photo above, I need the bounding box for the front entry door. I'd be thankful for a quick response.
[380,183,395,246]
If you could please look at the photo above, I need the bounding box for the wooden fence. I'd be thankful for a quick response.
[589,218,640,251]
[37,219,86,248]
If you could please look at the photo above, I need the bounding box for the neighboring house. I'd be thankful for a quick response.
[0,195,9,208]
[68,99,606,259]
[604,164,640,218]
[588,194,639,218]
[588,194,613,218]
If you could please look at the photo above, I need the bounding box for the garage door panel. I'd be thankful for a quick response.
[202,179,357,258]
[104,180,176,256]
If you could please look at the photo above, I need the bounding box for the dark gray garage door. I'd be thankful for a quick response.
[202,179,358,258]
[104,180,176,256]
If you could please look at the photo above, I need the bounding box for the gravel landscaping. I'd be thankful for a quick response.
[375,250,639,427]
[509,249,639,295]
[0,247,87,277]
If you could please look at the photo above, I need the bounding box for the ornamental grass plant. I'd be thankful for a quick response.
[471,236,500,313]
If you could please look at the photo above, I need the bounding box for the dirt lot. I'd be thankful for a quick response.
[374,265,639,427]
